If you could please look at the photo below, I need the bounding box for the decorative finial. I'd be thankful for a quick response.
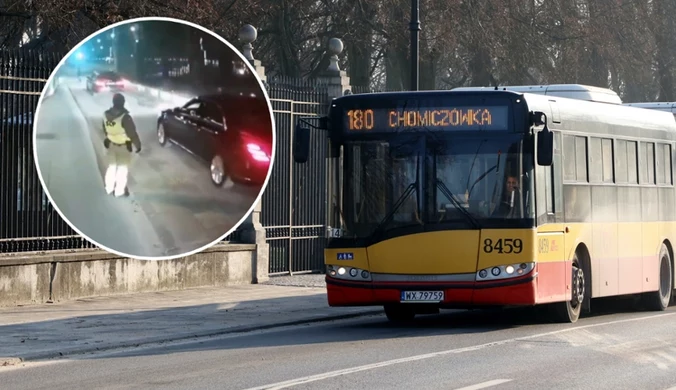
[327,38,344,72]
[239,24,258,61]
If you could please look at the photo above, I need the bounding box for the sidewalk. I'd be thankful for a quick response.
[0,278,381,366]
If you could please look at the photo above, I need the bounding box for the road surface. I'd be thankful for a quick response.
[33,76,263,258]
[2,302,676,389]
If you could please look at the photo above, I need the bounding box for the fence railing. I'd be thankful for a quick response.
[262,76,329,274]
[1,49,100,253]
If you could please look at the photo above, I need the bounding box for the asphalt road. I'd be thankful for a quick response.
[33,77,262,258]
[3,302,676,390]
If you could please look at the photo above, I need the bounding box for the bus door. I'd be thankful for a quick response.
[535,129,569,303]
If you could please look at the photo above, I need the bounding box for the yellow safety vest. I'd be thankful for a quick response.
[104,113,131,145]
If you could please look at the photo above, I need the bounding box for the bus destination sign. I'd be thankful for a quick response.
[343,106,509,132]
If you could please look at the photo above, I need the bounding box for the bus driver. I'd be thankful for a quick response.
[492,175,521,218]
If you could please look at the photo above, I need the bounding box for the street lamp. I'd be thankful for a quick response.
[410,0,420,91]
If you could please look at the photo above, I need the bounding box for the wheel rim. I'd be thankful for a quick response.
[659,254,671,301]
[571,264,585,308]
[158,124,165,143]
[211,156,224,184]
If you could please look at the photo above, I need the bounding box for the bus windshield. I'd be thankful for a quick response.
[335,133,534,241]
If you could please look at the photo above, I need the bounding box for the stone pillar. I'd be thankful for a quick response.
[317,38,351,255]
[236,24,269,284]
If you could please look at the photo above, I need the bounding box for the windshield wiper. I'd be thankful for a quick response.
[371,182,418,237]
[435,179,481,229]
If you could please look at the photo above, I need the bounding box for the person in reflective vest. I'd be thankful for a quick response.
[102,93,142,197]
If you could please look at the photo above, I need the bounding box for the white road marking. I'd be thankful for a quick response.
[453,379,513,390]
[243,312,676,390]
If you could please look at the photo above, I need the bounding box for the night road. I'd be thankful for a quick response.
[3,303,676,390]
[33,73,263,258]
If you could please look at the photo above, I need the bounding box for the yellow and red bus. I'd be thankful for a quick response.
[293,84,676,323]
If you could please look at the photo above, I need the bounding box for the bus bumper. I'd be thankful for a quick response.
[325,273,537,307]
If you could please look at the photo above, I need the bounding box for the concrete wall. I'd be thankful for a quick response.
[0,243,256,307]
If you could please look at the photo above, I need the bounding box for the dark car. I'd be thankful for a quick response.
[156,94,273,187]
[86,71,129,94]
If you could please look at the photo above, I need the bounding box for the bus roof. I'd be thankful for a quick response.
[623,102,676,113]
[520,91,676,138]
[451,84,623,105]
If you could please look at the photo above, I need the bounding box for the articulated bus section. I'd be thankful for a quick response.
[324,222,673,309]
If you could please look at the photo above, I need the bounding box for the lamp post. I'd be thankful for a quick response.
[110,29,117,70]
[130,24,141,79]
[409,0,420,91]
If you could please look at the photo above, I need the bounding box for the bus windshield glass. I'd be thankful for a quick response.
[336,133,534,241]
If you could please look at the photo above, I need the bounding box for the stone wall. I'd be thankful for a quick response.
[0,243,255,307]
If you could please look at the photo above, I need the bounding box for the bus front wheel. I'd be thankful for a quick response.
[550,253,586,323]
[384,304,416,323]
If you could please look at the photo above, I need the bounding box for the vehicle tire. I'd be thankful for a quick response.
[210,154,228,187]
[157,123,168,146]
[642,244,672,311]
[550,252,586,323]
[384,304,416,323]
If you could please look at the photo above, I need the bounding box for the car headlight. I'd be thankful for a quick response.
[476,262,535,281]
[327,265,371,281]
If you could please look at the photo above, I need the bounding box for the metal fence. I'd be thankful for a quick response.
[0,49,97,253]
[262,76,329,274]
[1,49,331,274]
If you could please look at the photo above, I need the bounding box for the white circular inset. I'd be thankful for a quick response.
[33,17,277,261]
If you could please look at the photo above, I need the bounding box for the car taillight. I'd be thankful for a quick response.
[246,143,270,162]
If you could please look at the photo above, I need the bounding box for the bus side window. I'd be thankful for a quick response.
[545,157,554,214]
[549,132,563,216]
[640,142,655,185]
[666,144,673,185]
[615,140,628,184]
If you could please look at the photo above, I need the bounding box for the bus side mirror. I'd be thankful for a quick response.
[533,111,553,166]
[293,122,311,163]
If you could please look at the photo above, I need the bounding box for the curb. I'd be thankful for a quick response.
[2,309,382,366]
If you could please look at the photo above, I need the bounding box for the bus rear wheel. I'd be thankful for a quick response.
[550,254,585,323]
[384,304,416,323]
[642,244,672,311]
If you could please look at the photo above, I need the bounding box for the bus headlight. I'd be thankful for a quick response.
[476,262,535,281]
[327,265,371,281]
